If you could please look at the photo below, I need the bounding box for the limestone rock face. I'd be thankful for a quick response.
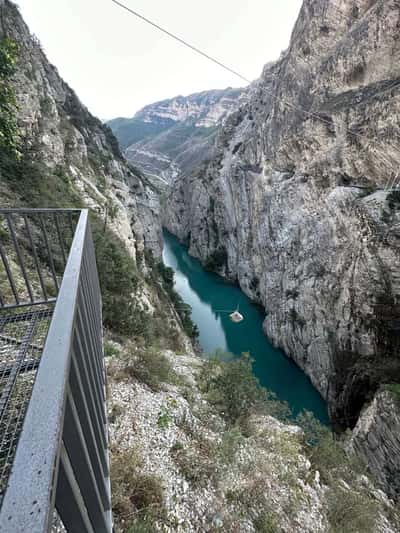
[108,88,245,185]
[352,390,400,499]
[0,0,162,256]
[164,0,400,426]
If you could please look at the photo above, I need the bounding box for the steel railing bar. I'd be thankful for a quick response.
[68,212,75,240]
[54,213,67,268]
[56,443,96,533]
[84,243,103,343]
[73,330,108,470]
[80,261,105,399]
[82,247,104,374]
[86,228,103,318]
[0,290,4,307]
[6,214,34,303]
[73,327,108,462]
[0,208,82,215]
[39,214,59,293]
[23,214,48,301]
[0,316,7,335]
[69,353,109,503]
[1,298,56,311]
[63,389,109,532]
[76,301,106,409]
[0,238,19,306]
[0,210,88,532]
[75,310,107,439]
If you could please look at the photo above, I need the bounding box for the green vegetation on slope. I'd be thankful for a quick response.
[107,117,174,150]
[0,148,84,207]
[198,352,290,424]
[155,260,199,340]
[0,37,19,155]
[111,446,166,531]
[109,346,399,531]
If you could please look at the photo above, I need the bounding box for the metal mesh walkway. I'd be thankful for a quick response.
[0,304,54,504]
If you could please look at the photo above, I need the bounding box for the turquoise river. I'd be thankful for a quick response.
[163,230,329,424]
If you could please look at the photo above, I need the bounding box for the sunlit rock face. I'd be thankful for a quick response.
[164,0,400,426]
[108,88,245,185]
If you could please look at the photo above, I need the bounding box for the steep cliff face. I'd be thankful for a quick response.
[351,389,400,500]
[0,0,162,256]
[108,88,245,185]
[164,0,400,427]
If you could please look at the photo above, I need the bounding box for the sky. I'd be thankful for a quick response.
[16,0,303,120]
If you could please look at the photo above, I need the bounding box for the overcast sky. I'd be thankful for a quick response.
[16,0,302,120]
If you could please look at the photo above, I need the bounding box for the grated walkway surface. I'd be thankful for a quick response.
[0,305,54,506]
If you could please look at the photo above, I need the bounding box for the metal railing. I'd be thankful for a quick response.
[0,209,112,532]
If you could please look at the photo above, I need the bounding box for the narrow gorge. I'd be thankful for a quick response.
[1,0,400,530]
[161,0,400,484]
[110,0,400,504]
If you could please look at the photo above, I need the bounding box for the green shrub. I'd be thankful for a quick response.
[327,484,378,533]
[253,510,280,533]
[383,383,400,403]
[296,411,368,485]
[296,410,330,447]
[157,406,172,429]
[156,261,199,339]
[172,445,216,488]
[111,448,165,531]
[91,215,142,335]
[170,441,184,454]
[104,341,120,358]
[198,352,290,424]
[109,403,123,424]
[115,346,177,391]
[218,426,244,464]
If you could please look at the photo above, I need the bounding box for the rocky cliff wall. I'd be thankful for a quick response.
[0,0,162,256]
[164,0,400,427]
[352,389,400,500]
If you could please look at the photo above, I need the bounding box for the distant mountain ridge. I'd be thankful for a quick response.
[107,87,245,185]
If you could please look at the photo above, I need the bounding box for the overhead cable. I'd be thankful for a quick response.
[111,0,251,84]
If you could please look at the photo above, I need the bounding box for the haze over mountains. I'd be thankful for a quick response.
[108,88,245,186]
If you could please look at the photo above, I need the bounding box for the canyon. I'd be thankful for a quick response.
[112,0,400,500]
[1,0,400,528]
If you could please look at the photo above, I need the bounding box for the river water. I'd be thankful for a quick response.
[163,230,329,424]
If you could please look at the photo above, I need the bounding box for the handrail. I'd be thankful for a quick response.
[0,209,80,309]
[0,208,82,214]
[0,209,111,532]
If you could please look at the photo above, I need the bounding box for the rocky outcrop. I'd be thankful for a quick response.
[164,0,400,427]
[0,0,162,256]
[108,347,327,533]
[108,88,245,184]
[108,343,398,532]
[352,389,400,500]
